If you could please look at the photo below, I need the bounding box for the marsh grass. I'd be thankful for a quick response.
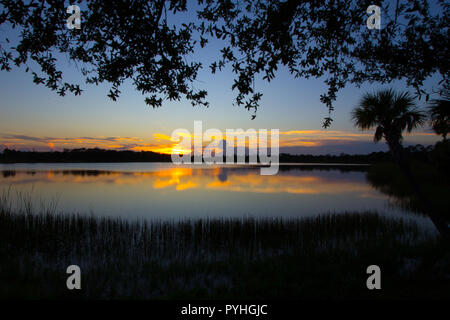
[0,191,448,299]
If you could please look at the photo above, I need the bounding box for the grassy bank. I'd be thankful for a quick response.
[0,196,449,299]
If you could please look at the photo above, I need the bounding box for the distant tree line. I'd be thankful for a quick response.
[0,148,171,163]
[0,144,442,164]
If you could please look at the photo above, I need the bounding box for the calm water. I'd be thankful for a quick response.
[0,162,433,226]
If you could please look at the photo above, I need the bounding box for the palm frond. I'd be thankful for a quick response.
[403,109,426,132]
[352,88,424,147]
[393,91,415,116]
[428,92,450,139]
[374,126,384,142]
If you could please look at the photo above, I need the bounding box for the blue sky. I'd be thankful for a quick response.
[0,1,444,154]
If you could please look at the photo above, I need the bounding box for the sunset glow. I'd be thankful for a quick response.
[1,167,373,196]
[0,129,437,155]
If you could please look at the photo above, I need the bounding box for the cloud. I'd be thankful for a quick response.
[0,134,146,152]
[0,128,439,155]
[280,141,389,155]
[153,133,173,141]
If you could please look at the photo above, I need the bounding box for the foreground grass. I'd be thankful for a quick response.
[0,201,449,299]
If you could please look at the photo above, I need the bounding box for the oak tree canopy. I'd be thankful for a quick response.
[0,0,448,126]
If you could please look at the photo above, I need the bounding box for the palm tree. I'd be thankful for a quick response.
[352,89,426,163]
[352,89,449,239]
[429,91,450,141]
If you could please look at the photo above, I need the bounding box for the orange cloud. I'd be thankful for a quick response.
[0,128,438,153]
[153,133,173,141]
[280,139,321,147]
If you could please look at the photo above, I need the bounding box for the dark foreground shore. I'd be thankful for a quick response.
[0,199,449,299]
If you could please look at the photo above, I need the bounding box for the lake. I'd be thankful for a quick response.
[0,162,434,228]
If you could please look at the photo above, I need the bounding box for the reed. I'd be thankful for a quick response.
[0,191,447,299]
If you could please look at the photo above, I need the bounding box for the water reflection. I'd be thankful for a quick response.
[0,167,375,195]
[0,164,426,221]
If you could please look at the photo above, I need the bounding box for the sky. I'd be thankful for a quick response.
[0,1,443,155]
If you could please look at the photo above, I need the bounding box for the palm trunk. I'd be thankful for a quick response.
[387,139,449,240]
